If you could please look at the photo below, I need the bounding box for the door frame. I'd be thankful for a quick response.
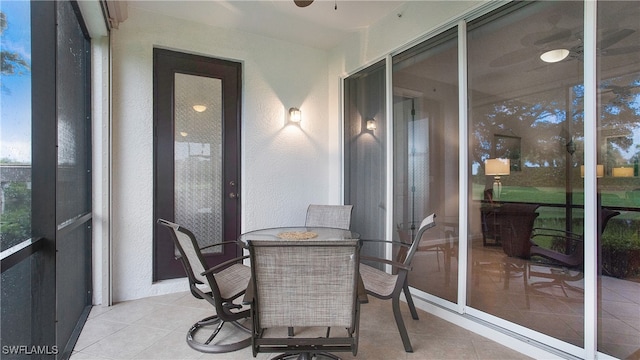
[152,48,242,281]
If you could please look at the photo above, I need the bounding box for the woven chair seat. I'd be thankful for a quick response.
[360,263,398,298]
[215,263,251,299]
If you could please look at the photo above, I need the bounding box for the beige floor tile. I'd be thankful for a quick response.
[71,259,638,359]
[144,291,192,305]
[171,293,216,310]
[131,303,211,332]
[129,330,202,359]
[70,350,115,359]
[74,318,129,351]
[473,340,534,360]
[92,299,165,325]
[88,304,115,319]
[72,295,533,359]
[407,336,478,359]
[79,324,170,359]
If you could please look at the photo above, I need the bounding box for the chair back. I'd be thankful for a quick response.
[400,213,437,266]
[248,239,361,356]
[157,219,209,286]
[529,208,620,267]
[305,204,354,230]
[499,203,540,258]
[600,207,620,234]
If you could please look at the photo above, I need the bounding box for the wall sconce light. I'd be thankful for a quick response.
[289,107,301,124]
[485,158,510,199]
[192,105,207,113]
[580,164,604,178]
[366,118,377,131]
[612,167,634,177]
[180,131,188,137]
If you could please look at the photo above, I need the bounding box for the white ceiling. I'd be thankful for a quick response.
[128,0,408,50]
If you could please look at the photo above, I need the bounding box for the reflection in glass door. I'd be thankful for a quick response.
[344,1,639,357]
[344,60,387,261]
[392,28,459,303]
[596,2,640,358]
[467,1,586,350]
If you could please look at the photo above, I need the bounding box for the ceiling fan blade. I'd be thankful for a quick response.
[601,45,640,56]
[294,0,314,7]
[598,28,635,50]
[532,28,573,46]
[489,47,536,67]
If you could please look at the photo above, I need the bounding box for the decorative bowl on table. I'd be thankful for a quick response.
[276,231,318,240]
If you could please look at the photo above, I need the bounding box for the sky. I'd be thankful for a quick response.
[1,0,31,164]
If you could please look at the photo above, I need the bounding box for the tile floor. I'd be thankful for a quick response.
[70,292,532,360]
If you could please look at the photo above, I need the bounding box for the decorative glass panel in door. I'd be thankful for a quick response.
[174,74,223,253]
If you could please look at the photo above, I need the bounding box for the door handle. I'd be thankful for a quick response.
[229,192,239,199]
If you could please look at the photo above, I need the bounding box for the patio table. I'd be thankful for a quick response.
[239,226,360,245]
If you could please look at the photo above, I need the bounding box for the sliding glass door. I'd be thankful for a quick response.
[596,3,640,358]
[467,1,587,348]
[344,60,387,259]
[344,1,639,358]
[392,28,460,303]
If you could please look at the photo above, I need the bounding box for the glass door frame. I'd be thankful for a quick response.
[341,1,612,358]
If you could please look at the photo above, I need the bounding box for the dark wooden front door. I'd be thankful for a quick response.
[153,49,241,280]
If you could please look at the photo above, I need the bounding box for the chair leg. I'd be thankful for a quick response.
[403,283,419,320]
[271,352,340,360]
[392,295,413,352]
[186,315,252,353]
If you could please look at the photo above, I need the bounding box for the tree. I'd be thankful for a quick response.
[0,182,31,249]
[1,11,31,93]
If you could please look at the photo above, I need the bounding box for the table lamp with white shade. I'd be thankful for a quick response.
[485,158,510,199]
[612,167,634,177]
[580,164,604,178]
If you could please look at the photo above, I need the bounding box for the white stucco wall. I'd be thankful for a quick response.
[107,0,489,302]
[110,6,330,302]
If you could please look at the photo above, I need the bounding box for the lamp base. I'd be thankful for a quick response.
[493,177,502,199]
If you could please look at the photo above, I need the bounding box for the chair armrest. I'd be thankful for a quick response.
[360,255,412,271]
[201,255,250,276]
[360,239,411,248]
[532,228,582,237]
[531,228,583,257]
[200,241,243,252]
[242,277,254,305]
[531,228,583,246]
